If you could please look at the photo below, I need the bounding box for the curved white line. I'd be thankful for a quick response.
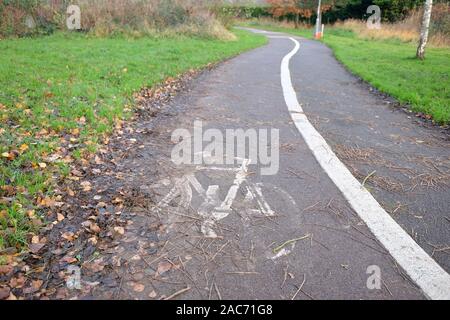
[281,37,450,300]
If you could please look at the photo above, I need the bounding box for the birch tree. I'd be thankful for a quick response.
[416,0,433,60]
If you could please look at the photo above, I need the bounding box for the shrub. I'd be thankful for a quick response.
[0,0,236,40]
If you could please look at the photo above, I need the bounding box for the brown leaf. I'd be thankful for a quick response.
[89,223,101,234]
[9,275,26,288]
[83,261,104,273]
[0,286,10,300]
[133,283,145,293]
[60,256,77,264]
[71,169,83,177]
[61,232,75,242]
[39,196,56,207]
[29,243,45,254]
[67,188,75,197]
[1,185,15,196]
[96,202,107,208]
[88,236,98,245]
[80,181,92,192]
[0,265,13,276]
[156,261,173,276]
[31,235,40,244]
[32,279,43,290]
[114,226,125,236]
[2,151,18,161]
[57,213,65,222]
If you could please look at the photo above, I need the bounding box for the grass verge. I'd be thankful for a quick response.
[0,29,266,253]
[240,20,450,125]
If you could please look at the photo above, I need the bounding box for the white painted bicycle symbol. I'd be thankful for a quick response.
[152,155,298,238]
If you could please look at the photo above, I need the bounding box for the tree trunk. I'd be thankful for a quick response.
[417,0,433,60]
[295,13,299,29]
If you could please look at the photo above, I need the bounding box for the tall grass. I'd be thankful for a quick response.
[333,3,450,47]
[0,0,235,40]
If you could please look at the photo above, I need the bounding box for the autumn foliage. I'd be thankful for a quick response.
[267,0,314,19]
[267,0,334,27]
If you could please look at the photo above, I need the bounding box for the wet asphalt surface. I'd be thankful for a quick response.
[80,29,450,300]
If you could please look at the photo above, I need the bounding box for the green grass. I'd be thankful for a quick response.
[0,30,266,252]
[239,21,450,125]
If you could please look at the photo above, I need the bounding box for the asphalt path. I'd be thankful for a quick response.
[88,29,450,300]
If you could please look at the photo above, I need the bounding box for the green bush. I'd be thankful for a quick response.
[0,0,63,37]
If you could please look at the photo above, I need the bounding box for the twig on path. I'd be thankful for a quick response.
[281,263,289,289]
[362,170,377,188]
[286,169,305,180]
[209,240,230,263]
[214,282,222,300]
[273,234,311,254]
[174,212,203,221]
[208,281,214,300]
[164,287,191,300]
[382,279,393,297]
[145,247,176,267]
[291,274,306,300]
[225,271,260,275]
[302,201,321,213]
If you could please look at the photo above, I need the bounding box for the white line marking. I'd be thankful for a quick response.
[251,183,276,217]
[280,37,450,300]
[218,159,251,211]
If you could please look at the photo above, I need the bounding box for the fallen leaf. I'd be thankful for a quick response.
[19,144,29,152]
[112,198,123,204]
[67,188,75,197]
[89,223,101,234]
[156,261,173,276]
[0,265,13,276]
[83,261,104,273]
[2,151,17,161]
[60,256,77,264]
[0,286,10,300]
[27,210,36,219]
[39,197,56,207]
[71,169,84,177]
[7,292,17,300]
[61,232,75,242]
[0,185,14,196]
[88,237,98,245]
[38,162,47,169]
[133,283,145,293]
[114,226,125,236]
[29,243,45,254]
[23,279,43,294]
[148,290,157,298]
[80,181,92,192]
[9,275,26,288]
[96,202,107,208]
[57,213,65,222]
[94,156,103,165]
